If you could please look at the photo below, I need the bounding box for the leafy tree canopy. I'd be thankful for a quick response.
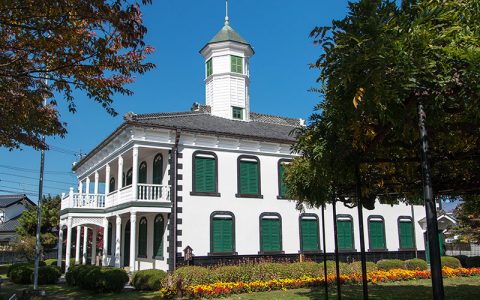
[286,0,480,209]
[452,196,480,243]
[0,0,155,150]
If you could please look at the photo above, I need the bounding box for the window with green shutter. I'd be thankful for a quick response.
[232,106,243,120]
[368,218,386,250]
[300,216,320,252]
[211,215,234,253]
[153,214,164,257]
[107,222,113,255]
[138,161,147,184]
[278,161,289,198]
[206,59,213,77]
[193,154,217,193]
[399,219,414,249]
[260,215,282,252]
[337,217,354,250]
[231,56,243,73]
[153,154,163,184]
[238,158,260,196]
[138,217,147,257]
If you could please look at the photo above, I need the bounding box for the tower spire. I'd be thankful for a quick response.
[225,0,229,25]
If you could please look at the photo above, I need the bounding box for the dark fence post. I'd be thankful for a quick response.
[417,101,444,300]
[332,198,341,300]
[322,204,328,300]
[355,165,368,300]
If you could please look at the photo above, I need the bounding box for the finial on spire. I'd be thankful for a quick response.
[225,0,229,25]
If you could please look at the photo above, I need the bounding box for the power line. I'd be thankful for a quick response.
[0,184,40,194]
[0,179,68,191]
[0,172,74,185]
[0,164,74,175]
[0,189,38,197]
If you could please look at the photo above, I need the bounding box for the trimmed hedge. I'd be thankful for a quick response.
[132,269,167,291]
[34,266,61,284]
[66,265,128,293]
[376,259,405,271]
[441,256,462,268]
[8,263,59,285]
[404,258,428,270]
[466,256,480,268]
[44,259,57,266]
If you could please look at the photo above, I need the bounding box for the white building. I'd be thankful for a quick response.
[58,12,427,272]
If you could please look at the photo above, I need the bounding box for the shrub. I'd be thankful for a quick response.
[132,269,167,291]
[174,266,215,286]
[65,265,96,286]
[455,255,469,268]
[34,266,61,284]
[466,256,480,268]
[346,261,378,274]
[100,268,129,293]
[441,256,461,268]
[404,258,428,270]
[44,259,57,266]
[376,259,405,271]
[10,264,34,284]
[78,266,102,291]
[7,261,45,278]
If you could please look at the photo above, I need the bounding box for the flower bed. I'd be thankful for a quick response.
[160,267,480,299]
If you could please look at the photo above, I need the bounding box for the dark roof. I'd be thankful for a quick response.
[0,194,34,208]
[0,214,21,233]
[133,110,300,143]
[73,109,302,171]
[200,24,253,53]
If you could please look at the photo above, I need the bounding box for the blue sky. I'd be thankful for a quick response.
[0,0,353,199]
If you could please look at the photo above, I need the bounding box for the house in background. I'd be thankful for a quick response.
[58,10,428,272]
[0,194,36,249]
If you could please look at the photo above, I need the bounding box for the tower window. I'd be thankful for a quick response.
[206,59,213,77]
[231,56,243,73]
[232,107,243,120]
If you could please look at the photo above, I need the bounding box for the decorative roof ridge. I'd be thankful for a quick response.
[0,194,25,199]
[250,112,303,127]
[134,111,209,120]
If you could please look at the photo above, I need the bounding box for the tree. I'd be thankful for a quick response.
[0,0,155,150]
[452,196,480,243]
[286,0,480,208]
[14,194,60,260]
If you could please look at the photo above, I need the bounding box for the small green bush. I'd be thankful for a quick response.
[404,258,428,270]
[132,269,167,291]
[100,268,129,293]
[346,261,378,274]
[44,259,57,266]
[10,264,33,284]
[441,256,461,268]
[7,261,45,278]
[376,259,405,271]
[65,265,96,286]
[34,266,61,284]
[78,266,102,291]
[466,256,480,268]
[174,266,215,286]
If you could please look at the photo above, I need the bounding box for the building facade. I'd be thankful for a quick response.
[0,194,35,249]
[58,15,427,272]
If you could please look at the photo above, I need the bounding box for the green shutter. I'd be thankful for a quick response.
[153,215,164,257]
[301,218,319,251]
[399,221,414,249]
[369,220,385,249]
[279,164,287,197]
[231,56,243,73]
[153,154,163,184]
[195,157,216,193]
[206,59,213,77]
[337,219,353,250]
[240,161,259,195]
[107,222,112,255]
[261,218,281,252]
[212,218,233,253]
[138,218,147,257]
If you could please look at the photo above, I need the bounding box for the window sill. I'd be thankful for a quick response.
[398,248,417,251]
[152,256,164,260]
[137,255,147,259]
[258,251,285,255]
[368,248,388,252]
[299,250,322,254]
[236,194,264,199]
[190,192,221,197]
[208,252,237,256]
[337,249,357,253]
[276,196,292,200]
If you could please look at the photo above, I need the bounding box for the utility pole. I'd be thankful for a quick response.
[417,101,444,300]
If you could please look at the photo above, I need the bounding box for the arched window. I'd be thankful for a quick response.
[299,214,320,252]
[153,214,165,258]
[138,217,147,258]
[237,155,262,198]
[138,161,147,184]
[192,151,218,195]
[259,213,282,253]
[337,215,355,251]
[398,216,415,249]
[368,216,386,250]
[278,159,291,199]
[109,177,115,193]
[210,212,235,254]
[107,222,113,255]
[126,168,133,186]
[153,154,163,185]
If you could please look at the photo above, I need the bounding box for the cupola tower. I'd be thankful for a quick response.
[200,0,254,121]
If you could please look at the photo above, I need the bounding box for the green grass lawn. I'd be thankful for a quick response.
[0,277,478,299]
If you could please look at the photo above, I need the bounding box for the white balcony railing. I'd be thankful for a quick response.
[61,184,171,210]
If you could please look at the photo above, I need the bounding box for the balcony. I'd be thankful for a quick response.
[61,184,171,210]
